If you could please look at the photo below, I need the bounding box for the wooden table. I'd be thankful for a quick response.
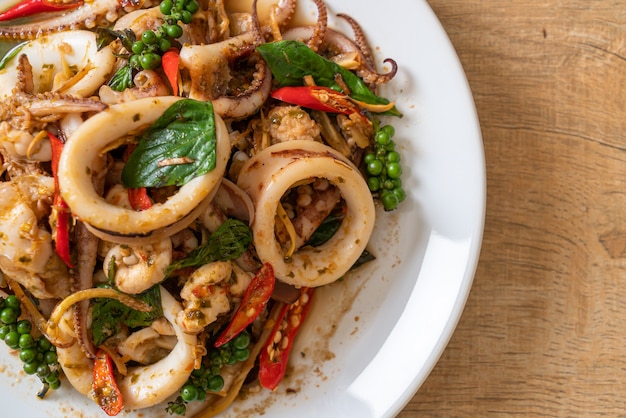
[400,1,626,416]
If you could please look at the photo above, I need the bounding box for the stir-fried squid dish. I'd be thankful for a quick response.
[0,0,405,415]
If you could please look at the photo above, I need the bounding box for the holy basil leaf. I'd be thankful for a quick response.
[306,212,343,247]
[166,219,252,276]
[122,99,217,188]
[95,27,136,52]
[257,40,402,117]
[91,285,163,346]
[306,212,375,271]
[108,64,134,92]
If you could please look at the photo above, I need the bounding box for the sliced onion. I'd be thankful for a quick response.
[57,96,231,244]
[237,140,376,288]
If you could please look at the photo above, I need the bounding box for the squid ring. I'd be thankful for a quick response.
[237,140,376,288]
[0,30,116,99]
[57,96,231,243]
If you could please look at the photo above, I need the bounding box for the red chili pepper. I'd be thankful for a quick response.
[259,287,315,390]
[162,48,180,96]
[271,86,362,115]
[92,349,123,416]
[214,263,275,347]
[48,132,74,268]
[127,187,152,211]
[0,0,83,22]
[123,144,152,211]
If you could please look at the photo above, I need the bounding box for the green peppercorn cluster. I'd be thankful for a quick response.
[364,124,406,211]
[0,296,61,393]
[166,331,251,415]
[129,0,199,70]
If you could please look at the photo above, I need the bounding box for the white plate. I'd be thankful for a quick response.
[0,0,484,417]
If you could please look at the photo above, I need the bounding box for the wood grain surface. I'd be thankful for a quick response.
[400,1,626,416]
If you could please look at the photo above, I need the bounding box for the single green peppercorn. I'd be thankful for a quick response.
[16,320,31,335]
[232,331,250,350]
[180,384,199,402]
[48,379,61,390]
[36,364,51,378]
[4,295,20,310]
[23,361,38,375]
[160,0,173,14]
[207,374,224,392]
[142,30,158,45]
[18,333,35,349]
[45,372,60,384]
[19,348,37,363]
[381,124,395,138]
[367,177,380,192]
[0,325,10,340]
[1,307,18,325]
[4,331,19,348]
[37,337,52,352]
[381,191,399,211]
[386,161,402,179]
[44,351,58,365]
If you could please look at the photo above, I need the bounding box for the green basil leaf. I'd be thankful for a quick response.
[351,249,376,270]
[91,285,163,346]
[95,27,136,52]
[165,219,252,276]
[257,40,402,117]
[306,212,343,247]
[121,99,217,188]
[108,64,134,91]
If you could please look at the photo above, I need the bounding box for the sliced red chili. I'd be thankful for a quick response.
[214,262,275,347]
[0,0,83,22]
[271,86,362,115]
[48,132,74,268]
[162,48,180,96]
[259,287,314,390]
[92,349,123,416]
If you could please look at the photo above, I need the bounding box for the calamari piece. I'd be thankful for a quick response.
[177,261,233,334]
[57,96,231,244]
[0,175,70,299]
[179,31,272,119]
[57,286,198,411]
[0,30,116,100]
[0,0,124,40]
[237,140,376,288]
[104,238,172,295]
[177,260,254,334]
[117,326,177,365]
[101,184,173,294]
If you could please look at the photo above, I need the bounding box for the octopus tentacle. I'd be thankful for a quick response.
[180,4,272,120]
[0,0,142,40]
[272,0,296,28]
[336,13,374,68]
[336,13,398,86]
[305,0,328,52]
[72,221,100,359]
[283,25,398,87]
